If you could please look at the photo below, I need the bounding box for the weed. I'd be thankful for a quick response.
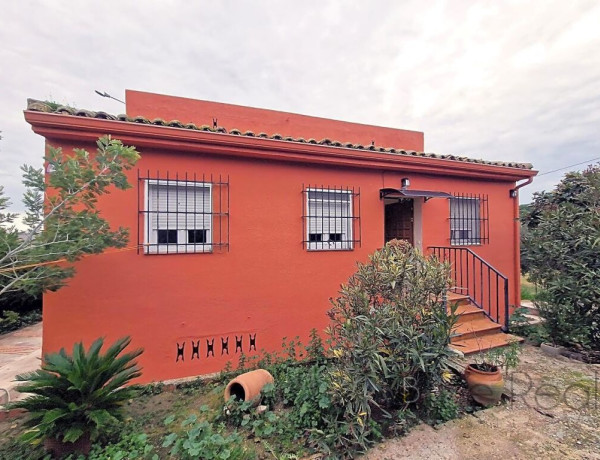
[162,414,254,460]
[424,389,459,424]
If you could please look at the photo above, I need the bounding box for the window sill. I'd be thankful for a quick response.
[306,245,354,252]
[144,245,213,255]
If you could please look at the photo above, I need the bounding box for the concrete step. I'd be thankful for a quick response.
[454,304,486,323]
[446,291,523,354]
[450,332,524,355]
[452,317,503,340]
[446,292,471,306]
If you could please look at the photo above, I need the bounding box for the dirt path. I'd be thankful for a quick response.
[0,322,42,406]
[365,345,600,459]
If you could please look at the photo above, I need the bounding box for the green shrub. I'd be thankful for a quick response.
[0,309,42,335]
[509,307,548,345]
[522,165,600,350]
[66,431,157,460]
[268,363,332,431]
[220,361,334,458]
[9,336,143,445]
[219,337,336,457]
[325,240,457,452]
[0,310,19,328]
[163,414,254,460]
[424,389,459,424]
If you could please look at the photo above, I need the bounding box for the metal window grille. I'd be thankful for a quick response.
[138,170,229,254]
[449,193,489,245]
[302,185,361,250]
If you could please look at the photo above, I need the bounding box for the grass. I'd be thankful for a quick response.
[521,274,538,301]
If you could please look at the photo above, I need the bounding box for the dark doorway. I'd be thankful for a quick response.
[385,200,414,245]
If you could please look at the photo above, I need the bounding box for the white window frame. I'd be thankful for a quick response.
[306,187,353,251]
[144,179,213,254]
[450,196,481,246]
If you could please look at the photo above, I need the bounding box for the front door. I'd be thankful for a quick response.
[385,200,414,245]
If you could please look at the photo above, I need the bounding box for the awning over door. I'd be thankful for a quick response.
[379,188,452,201]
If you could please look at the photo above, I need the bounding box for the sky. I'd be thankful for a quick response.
[1,0,599,215]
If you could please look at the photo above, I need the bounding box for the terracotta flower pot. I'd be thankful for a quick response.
[463,363,504,407]
[224,369,274,403]
[44,431,91,457]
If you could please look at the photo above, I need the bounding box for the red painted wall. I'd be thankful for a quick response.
[126,90,424,152]
[38,93,524,384]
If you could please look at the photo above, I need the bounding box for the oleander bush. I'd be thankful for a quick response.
[324,240,457,453]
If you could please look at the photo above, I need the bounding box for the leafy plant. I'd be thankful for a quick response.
[305,329,326,363]
[424,389,459,424]
[472,340,521,372]
[9,336,143,445]
[267,362,333,432]
[509,307,548,346]
[0,310,19,328]
[325,240,457,452]
[163,414,253,460]
[138,382,165,397]
[0,135,140,299]
[521,164,600,350]
[220,348,335,457]
[0,309,42,335]
[67,431,157,460]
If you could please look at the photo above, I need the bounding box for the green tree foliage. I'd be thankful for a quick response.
[0,136,140,299]
[9,337,143,444]
[522,165,600,350]
[519,203,533,273]
[325,240,457,452]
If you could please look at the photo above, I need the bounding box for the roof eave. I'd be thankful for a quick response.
[24,111,537,181]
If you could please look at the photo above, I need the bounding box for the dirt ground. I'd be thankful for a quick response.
[365,345,600,460]
[0,322,42,406]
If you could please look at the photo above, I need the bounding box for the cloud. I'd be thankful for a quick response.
[1,0,599,206]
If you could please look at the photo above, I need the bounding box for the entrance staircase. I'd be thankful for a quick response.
[447,292,522,355]
[429,246,523,355]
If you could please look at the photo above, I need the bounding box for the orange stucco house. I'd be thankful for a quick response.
[25,91,536,383]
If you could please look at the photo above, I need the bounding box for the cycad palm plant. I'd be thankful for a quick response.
[10,336,143,445]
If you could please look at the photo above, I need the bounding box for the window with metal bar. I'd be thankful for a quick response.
[449,194,489,245]
[138,171,229,254]
[302,186,361,250]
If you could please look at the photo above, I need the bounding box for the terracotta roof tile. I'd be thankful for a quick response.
[25,99,534,170]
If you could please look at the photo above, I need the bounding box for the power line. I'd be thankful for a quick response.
[537,156,600,176]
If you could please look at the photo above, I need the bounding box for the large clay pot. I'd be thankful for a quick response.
[463,364,504,407]
[224,369,274,403]
[44,431,91,457]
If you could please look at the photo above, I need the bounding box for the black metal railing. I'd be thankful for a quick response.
[429,246,509,331]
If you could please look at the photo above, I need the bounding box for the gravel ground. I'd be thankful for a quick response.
[364,345,600,460]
